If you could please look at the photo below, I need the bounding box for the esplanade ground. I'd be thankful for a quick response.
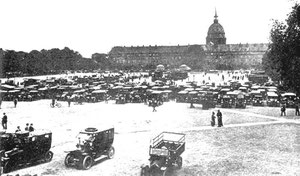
[1,72,300,176]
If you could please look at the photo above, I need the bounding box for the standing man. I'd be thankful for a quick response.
[211,112,216,127]
[2,113,8,130]
[217,110,223,127]
[152,99,157,112]
[190,96,195,108]
[67,96,71,107]
[13,97,18,108]
[295,104,299,116]
[51,97,56,107]
[281,104,286,116]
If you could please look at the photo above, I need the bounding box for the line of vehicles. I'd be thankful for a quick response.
[175,82,299,109]
[1,69,299,110]
[0,127,185,176]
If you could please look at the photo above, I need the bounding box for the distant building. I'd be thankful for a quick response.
[108,10,269,70]
[206,9,226,45]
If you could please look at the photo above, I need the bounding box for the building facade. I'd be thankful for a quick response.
[108,11,269,70]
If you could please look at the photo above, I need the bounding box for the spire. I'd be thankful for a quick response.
[214,8,219,23]
[214,7,218,19]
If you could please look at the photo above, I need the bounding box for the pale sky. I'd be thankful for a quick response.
[0,0,298,58]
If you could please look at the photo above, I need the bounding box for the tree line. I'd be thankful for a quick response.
[0,47,112,78]
[263,3,300,94]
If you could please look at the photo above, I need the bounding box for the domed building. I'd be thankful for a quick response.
[206,9,226,45]
[108,9,268,70]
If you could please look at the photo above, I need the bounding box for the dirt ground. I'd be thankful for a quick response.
[1,100,300,176]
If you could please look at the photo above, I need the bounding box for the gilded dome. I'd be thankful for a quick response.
[206,10,226,45]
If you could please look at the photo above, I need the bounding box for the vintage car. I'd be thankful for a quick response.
[115,93,127,104]
[250,90,265,106]
[64,127,115,170]
[200,91,216,110]
[266,92,280,107]
[148,91,164,107]
[252,95,264,106]
[235,93,247,108]
[1,130,53,173]
[220,95,235,108]
[91,89,108,102]
[130,91,143,103]
[281,92,297,108]
[141,132,185,176]
[176,91,189,103]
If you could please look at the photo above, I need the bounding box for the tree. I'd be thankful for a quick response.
[92,53,110,70]
[0,49,6,77]
[263,3,300,94]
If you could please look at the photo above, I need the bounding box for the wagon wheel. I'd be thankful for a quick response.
[44,151,53,162]
[107,146,115,159]
[175,156,182,169]
[81,155,94,170]
[64,153,74,167]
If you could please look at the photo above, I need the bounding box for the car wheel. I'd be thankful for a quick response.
[176,156,182,169]
[107,146,115,159]
[81,155,93,170]
[44,151,53,162]
[64,153,74,167]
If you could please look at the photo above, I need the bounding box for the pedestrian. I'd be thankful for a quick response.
[2,113,7,130]
[13,97,18,108]
[105,94,109,104]
[295,104,300,116]
[67,97,71,107]
[190,97,195,108]
[25,123,29,131]
[51,97,56,107]
[281,104,286,116]
[29,123,34,132]
[15,126,21,133]
[152,99,157,112]
[211,112,216,127]
[217,110,223,127]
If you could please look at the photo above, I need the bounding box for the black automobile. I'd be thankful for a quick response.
[0,131,53,173]
[64,127,115,170]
